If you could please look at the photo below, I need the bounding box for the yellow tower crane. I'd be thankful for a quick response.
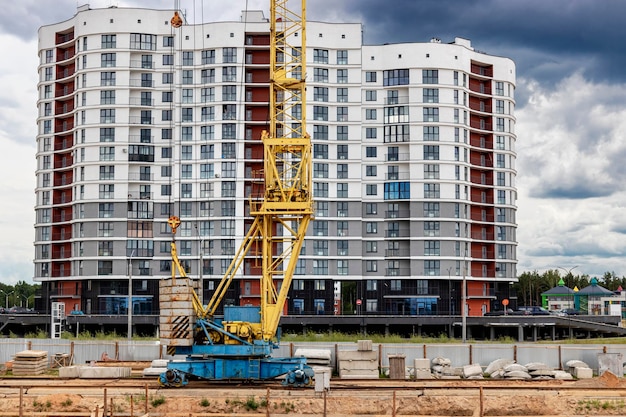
[159,0,313,387]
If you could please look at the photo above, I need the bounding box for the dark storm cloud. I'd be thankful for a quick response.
[309,0,626,89]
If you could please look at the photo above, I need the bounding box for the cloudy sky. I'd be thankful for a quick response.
[2,0,625,285]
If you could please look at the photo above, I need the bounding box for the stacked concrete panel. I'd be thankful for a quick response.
[12,350,48,376]
[338,340,378,379]
[413,358,433,379]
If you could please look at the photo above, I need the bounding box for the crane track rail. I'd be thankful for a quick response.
[0,377,624,392]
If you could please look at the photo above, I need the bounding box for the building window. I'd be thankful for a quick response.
[423,107,439,122]
[424,164,439,179]
[313,106,328,121]
[102,34,116,48]
[424,240,440,256]
[337,49,348,64]
[99,109,115,124]
[337,87,348,103]
[223,47,237,63]
[182,51,193,66]
[383,69,409,86]
[337,69,348,83]
[100,71,116,86]
[424,260,440,276]
[313,49,328,63]
[314,144,328,159]
[98,260,113,275]
[201,68,215,83]
[313,68,328,82]
[424,126,439,141]
[313,182,329,198]
[181,108,193,122]
[314,87,328,102]
[423,69,439,84]
[313,220,328,236]
[101,53,116,67]
[365,71,377,82]
[337,125,348,140]
[337,183,348,198]
[366,260,378,272]
[223,85,237,101]
[366,128,377,139]
[202,49,216,64]
[130,33,156,50]
[423,88,439,103]
[424,183,440,198]
[495,81,504,96]
[314,163,329,179]
[365,108,377,120]
[337,106,348,122]
[384,182,410,200]
[424,145,439,160]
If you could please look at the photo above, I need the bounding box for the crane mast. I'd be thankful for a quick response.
[158,0,313,387]
[203,0,311,342]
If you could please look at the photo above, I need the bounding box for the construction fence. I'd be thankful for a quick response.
[1,338,625,374]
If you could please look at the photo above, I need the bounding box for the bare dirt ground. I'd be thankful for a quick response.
[0,372,625,416]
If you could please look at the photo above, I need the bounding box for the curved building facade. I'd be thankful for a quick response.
[34,5,516,324]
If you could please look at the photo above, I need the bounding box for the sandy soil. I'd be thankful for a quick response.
[1,372,625,416]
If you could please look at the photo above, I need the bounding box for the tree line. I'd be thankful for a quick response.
[513,270,624,307]
[0,281,41,309]
[0,271,623,312]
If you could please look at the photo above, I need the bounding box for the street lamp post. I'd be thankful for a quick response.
[0,290,15,309]
[128,250,135,341]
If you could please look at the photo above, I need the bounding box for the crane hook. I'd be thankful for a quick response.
[171,11,183,28]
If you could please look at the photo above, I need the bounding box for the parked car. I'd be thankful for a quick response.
[484,308,515,316]
[558,308,582,316]
[516,306,551,316]
[6,306,34,314]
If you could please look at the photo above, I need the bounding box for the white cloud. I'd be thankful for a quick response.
[0,33,38,285]
[516,73,626,277]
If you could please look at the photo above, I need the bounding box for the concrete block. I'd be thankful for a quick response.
[573,367,594,379]
[151,359,169,368]
[414,369,433,379]
[463,363,483,378]
[337,350,377,361]
[414,358,430,371]
[58,366,80,378]
[357,340,373,351]
[441,367,463,377]
[142,367,166,377]
[78,366,132,378]
[314,368,331,392]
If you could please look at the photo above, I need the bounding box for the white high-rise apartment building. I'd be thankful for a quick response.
[35,6,516,327]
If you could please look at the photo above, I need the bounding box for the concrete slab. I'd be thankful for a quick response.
[573,367,593,379]
[414,358,430,371]
[60,366,132,378]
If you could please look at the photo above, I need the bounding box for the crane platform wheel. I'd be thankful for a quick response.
[158,0,314,388]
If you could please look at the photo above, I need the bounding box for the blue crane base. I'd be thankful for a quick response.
[158,355,314,388]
